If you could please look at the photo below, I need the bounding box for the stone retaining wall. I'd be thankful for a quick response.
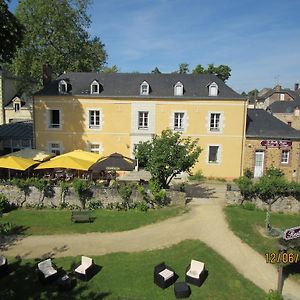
[226,190,300,213]
[0,184,186,208]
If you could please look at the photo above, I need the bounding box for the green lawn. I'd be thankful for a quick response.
[1,240,266,300]
[1,207,186,235]
[224,205,300,283]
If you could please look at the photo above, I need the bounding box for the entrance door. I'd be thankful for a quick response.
[254,151,264,177]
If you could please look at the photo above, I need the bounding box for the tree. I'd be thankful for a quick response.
[0,0,24,64]
[206,64,231,82]
[247,89,259,97]
[178,63,189,74]
[8,0,107,93]
[134,129,202,188]
[102,65,119,73]
[151,67,161,74]
[192,64,205,74]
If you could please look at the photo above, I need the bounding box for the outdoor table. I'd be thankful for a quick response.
[174,282,191,298]
[57,274,73,291]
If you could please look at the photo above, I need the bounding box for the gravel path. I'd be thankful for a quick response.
[1,183,300,299]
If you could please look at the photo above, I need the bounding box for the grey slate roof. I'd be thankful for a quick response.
[0,121,33,140]
[35,72,244,100]
[268,101,300,113]
[246,109,300,140]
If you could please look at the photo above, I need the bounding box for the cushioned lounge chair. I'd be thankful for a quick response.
[185,259,207,287]
[74,256,96,281]
[154,262,178,289]
[37,258,58,283]
[0,256,9,277]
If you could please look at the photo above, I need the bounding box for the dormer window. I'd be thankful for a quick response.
[140,81,149,95]
[208,82,218,96]
[174,81,183,96]
[90,80,100,94]
[58,80,68,94]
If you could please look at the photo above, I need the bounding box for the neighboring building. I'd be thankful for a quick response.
[0,68,33,124]
[0,121,33,155]
[244,109,300,182]
[251,83,300,130]
[34,72,247,179]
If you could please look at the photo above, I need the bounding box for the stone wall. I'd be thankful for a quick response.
[0,184,186,208]
[226,190,300,213]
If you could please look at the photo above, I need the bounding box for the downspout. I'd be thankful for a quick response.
[240,98,248,177]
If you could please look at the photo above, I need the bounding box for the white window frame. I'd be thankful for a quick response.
[207,144,221,164]
[174,81,183,96]
[140,81,149,95]
[90,80,100,94]
[89,110,100,129]
[210,113,221,132]
[58,80,68,94]
[280,93,285,101]
[138,111,149,129]
[89,143,102,154]
[48,109,61,129]
[49,142,61,155]
[209,82,218,96]
[281,150,290,164]
[174,112,185,131]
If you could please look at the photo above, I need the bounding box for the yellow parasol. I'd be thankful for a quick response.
[5,149,55,162]
[51,149,101,163]
[35,155,94,171]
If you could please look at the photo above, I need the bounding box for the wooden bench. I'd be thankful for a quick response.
[71,211,92,223]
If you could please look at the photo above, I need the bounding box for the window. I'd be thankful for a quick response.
[280,93,285,101]
[208,146,219,163]
[138,111,149,129]
[50,143,61,155]
[49,110,60,128]
[90,144,101,154]
[89,110,100,128]
[288,121,292,126]
[14,103,20,112]
[140,81,149,95]
[174,81,183,96]
[174,112,184,130]
[281,150,290,164]
[58,80,67,94]
[210,113,220,131]
[90,80,100,94]
[209,82,218,96]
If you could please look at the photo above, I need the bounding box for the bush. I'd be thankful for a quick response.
[0,194,10,214]
[188,170,205,181]
[88,200,103,210]
[244,168,253,178]
[235,176,255,200]
[265,290,283,300]
[0,222,13,234]
[135,201,149,212]
[266,166,284,178]
[242,201,256,211]
[72,178,92,209]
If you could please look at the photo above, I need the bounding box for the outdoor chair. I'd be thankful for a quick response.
[74,256,96,281]
[154,262,178,289]
[37,258,59,283]
[0,256,9,277]
[185,259,208,287]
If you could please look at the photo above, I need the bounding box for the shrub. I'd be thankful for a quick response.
[266,166,284,178]
[235,176,255,200]
[188,170,205,181]
[244,168,253,178]
[242,201,256,211]
[88,200,103,210]
[265,290,283,300]
[0,194,10,214]
[118,183,133,210]
[72,178,92,209]
[0,222,13,234]
[135,201,149,212]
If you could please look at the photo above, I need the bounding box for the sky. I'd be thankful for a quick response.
[8,0,300,93]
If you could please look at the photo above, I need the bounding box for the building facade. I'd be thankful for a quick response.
[245,109,300,182]
[34,73,247,179]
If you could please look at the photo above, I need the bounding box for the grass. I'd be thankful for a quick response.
[0,206,186,235]
[224,204,300,282]
[1,240,267,300]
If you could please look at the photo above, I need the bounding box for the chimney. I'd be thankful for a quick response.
[295,83,299,91]
[274,84,281,92]
[42,63,52,86]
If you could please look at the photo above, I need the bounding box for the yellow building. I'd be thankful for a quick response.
[34,73,247,180]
